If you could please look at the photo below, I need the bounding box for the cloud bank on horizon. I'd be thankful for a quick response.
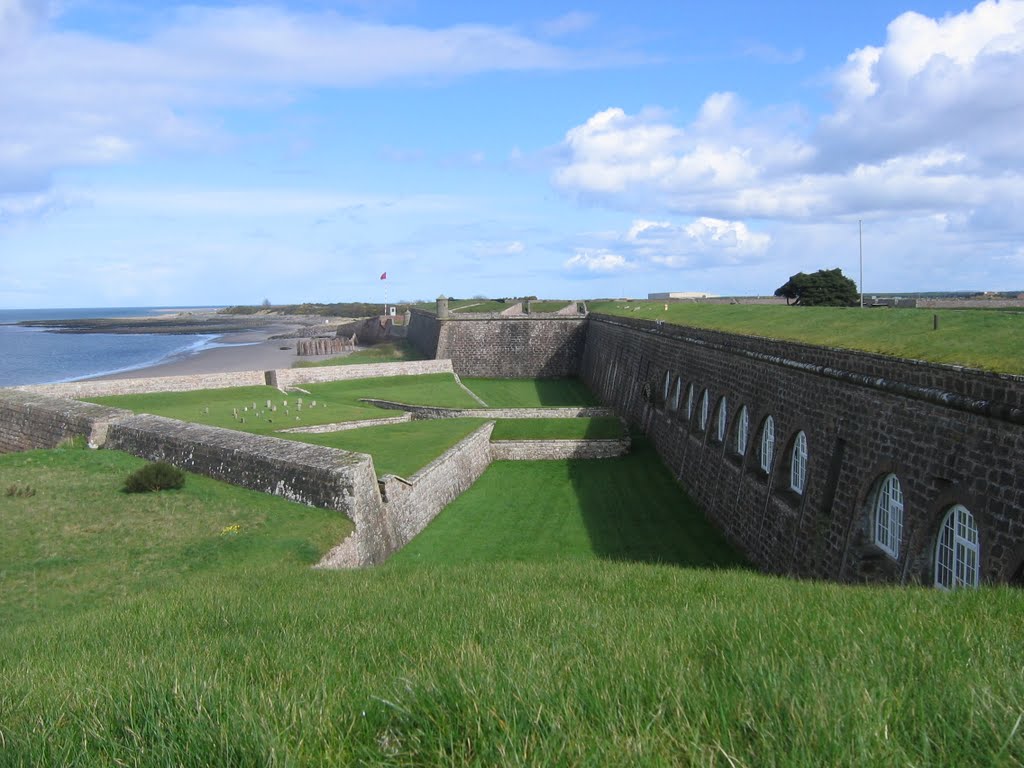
[1,0,1022,307]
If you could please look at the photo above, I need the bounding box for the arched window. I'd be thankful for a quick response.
[760,416,775,473]
[874,474,904,558]
[669,377,681,411]
[685,384,695,420]
[935,504,980,589]
[736,406,749,455]
[662,371,672,403]
[790,431,808,494]
[699,389,710,430]
[716,397,728,442]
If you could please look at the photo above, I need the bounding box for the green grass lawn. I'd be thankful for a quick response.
[589,301,1024,373]
[289,418,487,477]
[1,445,1022,765]
[391,439,741,567]
[292,340,427,368]
[461,377,599,407]
[490,416,622,440]
[0,446,350,629]
[85,373,480,435]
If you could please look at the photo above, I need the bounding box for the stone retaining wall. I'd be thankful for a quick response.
[0,390,132,452]
[358,400,616,420]
[406,310,587,377]
[16,370,268,399]
[14,359,456,399]
[274,359,455,387]
[582,314,1024,585]
[490,438,629,460]
[279,413,413,434]
[377,422,495,552]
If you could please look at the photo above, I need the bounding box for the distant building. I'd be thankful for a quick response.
[648,292,716,300]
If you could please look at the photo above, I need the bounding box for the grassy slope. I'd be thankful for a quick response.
[1,447,1022,765]
[85,373,480,435]
[490,416,623,440]
[0,447,350,628]
[589,301,1024,373]
[289,418,487,477]
[461,377,599,407]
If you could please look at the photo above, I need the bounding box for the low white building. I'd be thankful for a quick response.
[647,292,716,300]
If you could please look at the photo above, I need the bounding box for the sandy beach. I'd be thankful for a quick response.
[84,319,345,381]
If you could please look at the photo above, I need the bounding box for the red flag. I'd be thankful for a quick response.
[380,272,387,280]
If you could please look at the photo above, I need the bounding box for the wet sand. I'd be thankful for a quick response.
[86,323,345,381]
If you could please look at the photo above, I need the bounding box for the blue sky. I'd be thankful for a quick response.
[2,0,1023,308]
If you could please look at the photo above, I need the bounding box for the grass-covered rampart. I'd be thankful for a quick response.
[2,444,1021,766]
[590,301,1024,374]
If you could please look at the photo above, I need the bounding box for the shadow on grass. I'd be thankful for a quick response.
[567,437,746,568]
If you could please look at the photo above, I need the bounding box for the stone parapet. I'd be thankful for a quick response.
[490,438,629,460]
[357,400,616,420]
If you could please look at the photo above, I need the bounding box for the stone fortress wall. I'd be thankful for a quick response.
[580,313,1024,585]
[0,359,629,567]
[5,304,1024,582]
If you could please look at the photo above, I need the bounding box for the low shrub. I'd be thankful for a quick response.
[5,484,36,498]
[123,462,186,493]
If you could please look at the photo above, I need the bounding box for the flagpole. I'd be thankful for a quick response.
[859,219,864,308]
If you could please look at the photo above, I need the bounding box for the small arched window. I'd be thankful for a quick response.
[716,397,728,442]
[685,384,695,420]
[669,377,681,411]
[760,416,775,473]
[935,504,980,589]
[736,406,749,455]
[790,431,808,494]
[699,390,710,430]
[874,474,904,558]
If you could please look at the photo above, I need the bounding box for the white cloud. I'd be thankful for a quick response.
[564,249,633,273]
[0,3,617,195]
[552,0,1024,288]
[540,11,596,38]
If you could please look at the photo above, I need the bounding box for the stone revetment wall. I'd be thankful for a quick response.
[407,308,587,378]
[581,313,1024,585]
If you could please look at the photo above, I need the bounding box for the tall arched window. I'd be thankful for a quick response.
[736,406,749,455]
[669,377,681,411]
[874,474,904,558]
[935,504,980,589]
[716,397,728,442]
[760,416,775,473]
[663,371,672,403]
[790,431,808,494]
[699,390,710,430]
[685,384,695,420]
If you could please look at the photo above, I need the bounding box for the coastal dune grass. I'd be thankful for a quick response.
[589,301,1024,374]
[1,445,1023,765]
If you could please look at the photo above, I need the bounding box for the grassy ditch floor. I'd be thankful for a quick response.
[289,418,487,477]
[490,416,623,440]
[1,446,1023,765]
[391,439,740,566]
[460,377,599,407]
[589,300,1024,374]
[85,373,480,435]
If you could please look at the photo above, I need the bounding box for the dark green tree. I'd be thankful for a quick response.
[774,268,858,307]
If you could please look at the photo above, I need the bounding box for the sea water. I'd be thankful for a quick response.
[0,307,221,387]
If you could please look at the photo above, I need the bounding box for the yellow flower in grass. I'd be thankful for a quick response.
[220,524,242,536]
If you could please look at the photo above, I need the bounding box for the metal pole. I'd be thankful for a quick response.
[859,219,864,308]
